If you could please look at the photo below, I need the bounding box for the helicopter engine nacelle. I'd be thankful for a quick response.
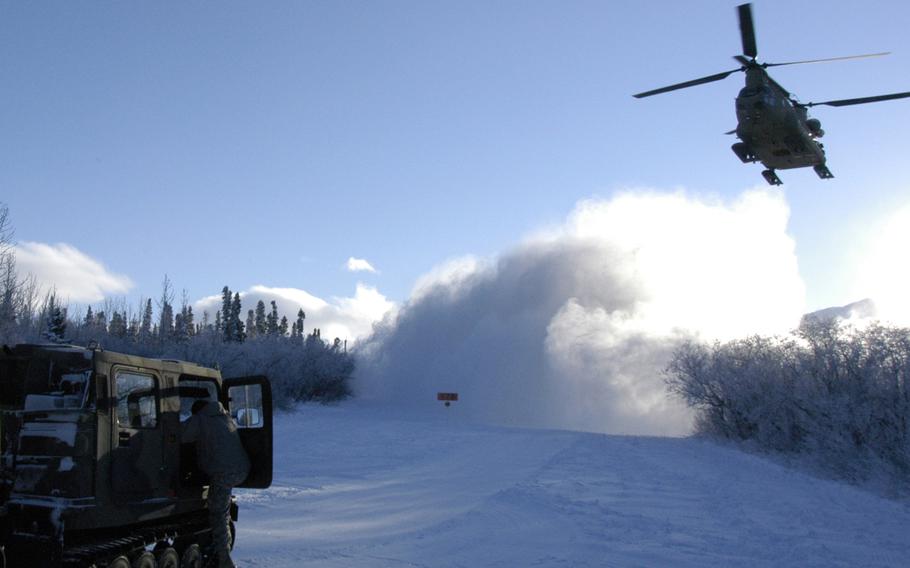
[806,118,825,138]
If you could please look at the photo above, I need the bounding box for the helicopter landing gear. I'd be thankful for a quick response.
[731,142,756,163]
[762,169,783,186]
[813,164,834,179]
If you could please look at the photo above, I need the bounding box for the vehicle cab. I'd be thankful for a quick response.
[0,344,272,566]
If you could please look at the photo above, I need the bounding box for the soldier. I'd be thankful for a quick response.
[182,399,251,568]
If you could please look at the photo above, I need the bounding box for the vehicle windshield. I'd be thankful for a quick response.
[0,348,93,411]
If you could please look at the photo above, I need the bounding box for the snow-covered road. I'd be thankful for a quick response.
[233,404,910,567]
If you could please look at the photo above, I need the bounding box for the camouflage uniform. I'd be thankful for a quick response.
[181,401,251,568]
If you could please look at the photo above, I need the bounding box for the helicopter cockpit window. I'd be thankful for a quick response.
[116,371,158,429]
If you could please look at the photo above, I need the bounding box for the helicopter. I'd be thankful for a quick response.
[634,3,910,185]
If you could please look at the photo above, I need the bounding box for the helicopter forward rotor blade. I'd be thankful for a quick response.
[765,52,891,68]
[806,91,910,107]
[633,68,741,98]
[738,3,758,59]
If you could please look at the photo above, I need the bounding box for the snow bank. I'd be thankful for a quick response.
[234,404,910,567]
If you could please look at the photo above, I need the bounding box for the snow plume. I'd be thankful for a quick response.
[854,204,910,326]
[357,190,806,436]
[194,283,394,342]
[15,242,133,303]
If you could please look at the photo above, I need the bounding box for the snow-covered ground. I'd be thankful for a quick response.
[233,403,910,567]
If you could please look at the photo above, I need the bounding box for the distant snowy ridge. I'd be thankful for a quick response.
[802,298,877,325]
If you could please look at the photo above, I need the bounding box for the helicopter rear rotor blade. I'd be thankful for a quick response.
[738,3,758,59]
[806,91,910,107]
[765,52,890,68]
[633,68,742,98]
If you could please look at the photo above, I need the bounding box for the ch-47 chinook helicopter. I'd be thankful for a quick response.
[634,3,910,186]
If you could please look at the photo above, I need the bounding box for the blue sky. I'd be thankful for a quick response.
[3,0,910,332]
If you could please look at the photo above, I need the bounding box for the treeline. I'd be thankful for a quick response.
[0,203,353,405]
[666,320,910,488]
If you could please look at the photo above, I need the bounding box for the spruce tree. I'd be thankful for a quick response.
[0,254,17,328]
[296,309,306,341]
[158,275,175,341]
[246,309,256,338]
[174,312,185,343]
[95,310,107,333]
[201,311,211,336]
[231,292,245,342]
[127,316,139,340]
[83,306,95,329]
[44,294,67,342]
[109,311,127,338]
[221,286,233,342]
[255,300,267,336]
[139,299,153,341]
[279,316,288,337]
[159,301,173,341]
[267,301,279,336]
[185,306,195,337]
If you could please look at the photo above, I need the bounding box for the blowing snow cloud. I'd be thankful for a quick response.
[357,190,806,436]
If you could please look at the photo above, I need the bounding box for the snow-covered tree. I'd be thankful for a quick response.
[294,309,305,341]
[43,293,67,342]
[255,300,267,336]
[221,286,235,342]
[157,275,175,341]
[231,292,245,342]
[246,309,256,339]
[109,311,127,338]
[266,301,279,337]
[139,298,153,341]
[83,306,95,329]
[95,310,107,333]
[0,254,17,330]
[666,320,910,483]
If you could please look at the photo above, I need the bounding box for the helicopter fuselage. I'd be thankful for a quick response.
[634,3,910,185]
[734,69,825,171]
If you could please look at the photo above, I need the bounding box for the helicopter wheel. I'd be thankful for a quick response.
[761,169,783,186]
[813,164,834,179]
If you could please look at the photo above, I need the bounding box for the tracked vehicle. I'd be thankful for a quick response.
[0,344,273,567]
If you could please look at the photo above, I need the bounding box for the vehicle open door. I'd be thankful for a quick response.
[221,376,272,488]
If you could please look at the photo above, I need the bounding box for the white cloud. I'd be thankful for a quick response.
[193,283,395,342]
[347,257,378,273]
[357,189,806,436]
[14,241,134,303]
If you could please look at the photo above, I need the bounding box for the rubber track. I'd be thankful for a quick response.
[61,521,207,567]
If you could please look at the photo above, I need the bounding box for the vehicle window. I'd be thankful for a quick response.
[3,354,92,411]
[228,384,263,428]
[116,371,158,429]
[178,379,219,422]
